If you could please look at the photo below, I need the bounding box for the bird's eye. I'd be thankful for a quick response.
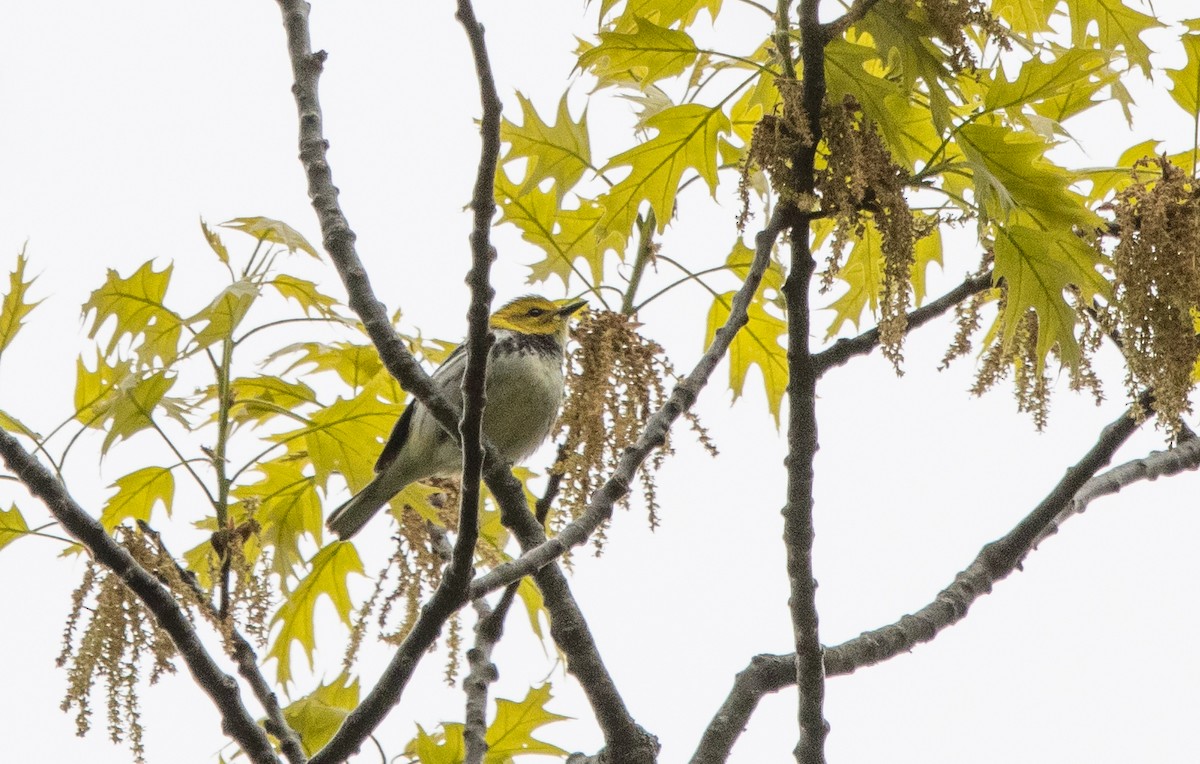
[527,308,546,317]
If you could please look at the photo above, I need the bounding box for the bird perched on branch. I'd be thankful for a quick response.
[327,295,587,539]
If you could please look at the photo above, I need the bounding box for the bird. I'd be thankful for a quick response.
[326,295,587,539]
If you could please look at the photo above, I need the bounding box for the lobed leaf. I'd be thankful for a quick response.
[0,249,41,364]
[99,467,175,531]
[267,541,364,686]
[221,217,319,259]
[81,261,183,366]
[578,17,700,90]
[281,674,359,755]
[706,290,787,425]
[0,504,30,553]
[500,92,592,201]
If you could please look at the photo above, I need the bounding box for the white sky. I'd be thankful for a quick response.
[1,1,1199,763]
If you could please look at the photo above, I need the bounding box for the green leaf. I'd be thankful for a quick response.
[500,93,592,200]
[226,375,318,427]
[603,0,723,28]
[272,384,397,492]
[268,274,340,318]
[0,504,30,553]
[0,248,41,363]
[267,541,364,686]
[409,723,466,764]
[81,261,183,366]
[485,685,569,762]
[1062,0,1160,76]
[856,3,959,130]
[993,223,1108,366]
[281,674,359,755]
[266,341,388,392]
[515,576,547,641]
[100,467,175,531]
[991,0,1054,35]
[74,355,177,453]
[1168,31,1200,173]
[234,460,322,584]
[984,48,1110,117]
[495,172,622,287]
[706,291,787,425]
[956,122,1098,230]
[598,103,731,238]
[187,278,259,351]
[911,221,944,306]
[200,218,230,265]
[824,219,886,339]
[578,17,699,90]
[0,409,42,440]
[221,217,319,259]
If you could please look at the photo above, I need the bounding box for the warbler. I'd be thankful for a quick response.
[327,295,587,539]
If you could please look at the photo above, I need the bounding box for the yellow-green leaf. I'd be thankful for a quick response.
[484,685,569,761]
[1062,0,1160,76]
[268,274,340,318]
[101,371,176,454]
[578,17,699,90]
[706,291,787,425]
[500,93,592,200]
[1168,32,1200,172]
[226,375,319,427]
[602,0,723,28]
[281,674,359,755]
[993,224,1108,367]
[0,504,30,553]
[272,386,397,492]
[221,217,319,259]
[992,0,1054,36]
[515,576,547,641]
[0,409,41,440]
[267,541,364,686]
[81,261,182,366]
[409,723,466,764]
[824,220,885,339]
[984,48,1110,116]
[100,467,175,531]
[0,248,41,363]
[200,218,230,265]
[187,278,259,351]
[957,122,1098,230]
[234,459,322,584]
[495,172,621,287]
[266,341,388,392]
[598,103,731,237]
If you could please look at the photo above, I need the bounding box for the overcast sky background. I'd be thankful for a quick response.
[2,1,1199,763]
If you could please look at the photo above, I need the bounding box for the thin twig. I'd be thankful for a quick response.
[0,430,280,764]
[812,271,994,374]
[464,585,519,764]
[691,393,1165,762]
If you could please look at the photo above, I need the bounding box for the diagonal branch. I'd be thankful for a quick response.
[0,431,280,764]
[691,393,1174,762]
[812,271,994,375]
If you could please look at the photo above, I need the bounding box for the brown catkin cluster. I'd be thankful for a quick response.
[908,0,1009,71]
[1109,157,1200,435]
[343,483,459,671]
[747,77,814,203]
[552,310,715,541]
[818,96,916,369]
[58,529,179,764]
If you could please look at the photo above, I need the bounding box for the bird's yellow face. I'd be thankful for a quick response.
[489,295,587,337]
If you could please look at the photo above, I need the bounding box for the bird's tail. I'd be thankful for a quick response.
[326,477,399,539]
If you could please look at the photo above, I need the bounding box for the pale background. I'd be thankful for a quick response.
[1,2,1198,762]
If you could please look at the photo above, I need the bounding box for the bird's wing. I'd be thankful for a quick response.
[373,342,471,473]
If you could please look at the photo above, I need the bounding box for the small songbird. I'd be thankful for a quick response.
[326,295,587,539]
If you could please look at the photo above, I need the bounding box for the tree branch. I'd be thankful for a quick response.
[783,1,829,761]
[0,431,280,764]
[812,271,994,374]
[691,393,1169,762]
[464,585,518,764]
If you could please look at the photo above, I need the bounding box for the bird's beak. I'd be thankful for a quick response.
[557,299,588,317]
